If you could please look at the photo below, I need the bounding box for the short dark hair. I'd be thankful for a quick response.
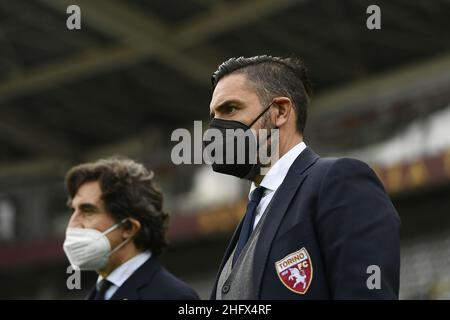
[65,156,169,256]
[211,55,312,133]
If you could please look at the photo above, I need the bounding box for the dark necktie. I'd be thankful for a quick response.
[94,279,113,300]
[232,186,266,267]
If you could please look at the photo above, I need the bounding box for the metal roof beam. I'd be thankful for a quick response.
[0,0,304,102]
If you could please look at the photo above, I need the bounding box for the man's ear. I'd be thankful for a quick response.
[272,97,293,128]
[122,217,141,239]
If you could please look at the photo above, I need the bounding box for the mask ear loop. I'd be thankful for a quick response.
[109,237,132,256]
[101,218,129,236]
[248,101,275,128]
[104,218,133,256]
[248,100,279,147]
[244,101,277,179]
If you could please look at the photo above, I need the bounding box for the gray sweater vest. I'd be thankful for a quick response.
[216,195,275,300]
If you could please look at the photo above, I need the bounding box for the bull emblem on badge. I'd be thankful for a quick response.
[288,267,307,289]
[275,248,313,294]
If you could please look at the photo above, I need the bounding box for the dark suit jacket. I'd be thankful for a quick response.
[88,256,199,300]
[211,147,401,299]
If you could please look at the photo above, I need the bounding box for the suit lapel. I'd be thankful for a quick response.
[86,287,96,300]
[109,256,159,300]
[253,147,320,297]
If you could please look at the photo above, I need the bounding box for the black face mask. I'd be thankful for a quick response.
[203,102,275,180]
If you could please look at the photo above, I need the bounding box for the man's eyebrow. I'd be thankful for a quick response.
[210,99,242,118]
[77,203,99,212]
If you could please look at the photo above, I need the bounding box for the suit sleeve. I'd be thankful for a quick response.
[315,158,401,299]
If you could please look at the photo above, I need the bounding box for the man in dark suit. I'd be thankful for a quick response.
[205,55,400,299]
[63,157,199,300]
[85,255,198,300]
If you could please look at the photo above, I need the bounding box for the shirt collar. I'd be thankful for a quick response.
[97,250,152,289]
[249,141,307,199]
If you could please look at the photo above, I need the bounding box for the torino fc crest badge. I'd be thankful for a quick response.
[275,247,313,294]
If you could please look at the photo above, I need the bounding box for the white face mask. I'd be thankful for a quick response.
[63,218,130,271]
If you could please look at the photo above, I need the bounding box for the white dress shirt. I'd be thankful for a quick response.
[96,250,152,300]
[249,141,307,230]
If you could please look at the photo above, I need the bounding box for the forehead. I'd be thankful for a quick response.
[210,73,258,109]
[72,181,102,205]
